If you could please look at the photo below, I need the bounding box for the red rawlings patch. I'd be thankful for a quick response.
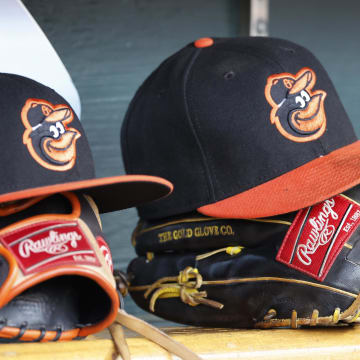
[277,195,360,281]
[0,220,100,275]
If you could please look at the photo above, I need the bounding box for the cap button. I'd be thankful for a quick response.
[194,37,214,48]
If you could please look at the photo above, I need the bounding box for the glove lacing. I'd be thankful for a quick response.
[143,267,223,312]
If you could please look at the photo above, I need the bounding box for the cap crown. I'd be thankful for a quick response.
[122,37,357,220]
[0,74,94,196]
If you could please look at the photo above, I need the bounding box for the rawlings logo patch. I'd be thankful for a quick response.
[21,99,81,171]
[277,195,360,281]
[0,220,100,274]
[264,68,327,142]
[18,230,82,258]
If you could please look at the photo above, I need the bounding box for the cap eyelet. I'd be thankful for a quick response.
[224,71,235,80]
[280,46,295,54]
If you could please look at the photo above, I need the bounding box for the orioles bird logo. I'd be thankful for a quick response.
[21,99,81,171]
[264,68,327,142]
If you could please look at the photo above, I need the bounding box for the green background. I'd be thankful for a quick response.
[23,0,360,325]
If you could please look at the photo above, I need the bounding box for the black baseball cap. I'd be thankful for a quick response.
[121,37,360,220]
[0,73,172,213]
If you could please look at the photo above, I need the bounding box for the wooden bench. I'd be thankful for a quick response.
[1,326,360,359]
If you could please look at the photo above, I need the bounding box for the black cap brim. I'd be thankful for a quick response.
[0,175,173,213]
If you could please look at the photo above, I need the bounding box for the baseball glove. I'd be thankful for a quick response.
[128,185,360,329]
[0,191,119,342]
[0,190,203,360]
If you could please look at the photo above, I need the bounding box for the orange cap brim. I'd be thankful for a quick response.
[198,141,360,219]
[0,175,173,213]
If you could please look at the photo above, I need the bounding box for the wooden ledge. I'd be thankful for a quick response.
[1,326,360,359]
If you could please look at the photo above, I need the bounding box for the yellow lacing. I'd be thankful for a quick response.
[291,310,298,329]
[310,309,319,326]
[261,306,357,329]
[144,266,224,312]
[333,308,340,324]
[195,246,244,261]
[343,308,360,323]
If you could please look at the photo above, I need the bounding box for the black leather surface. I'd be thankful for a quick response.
[129,185,360,327]
[0,276,110,330]
[129,240,359,327]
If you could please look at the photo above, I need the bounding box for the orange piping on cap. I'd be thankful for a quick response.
[198,140,360,219]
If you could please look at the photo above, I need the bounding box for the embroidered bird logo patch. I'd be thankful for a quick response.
[21,99,81,171]
[265,68,327,142]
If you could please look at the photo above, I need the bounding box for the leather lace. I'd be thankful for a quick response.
[110,269,202,359]
[0,319,63,342]
[109,309,202,360]
[143,267,223,312]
